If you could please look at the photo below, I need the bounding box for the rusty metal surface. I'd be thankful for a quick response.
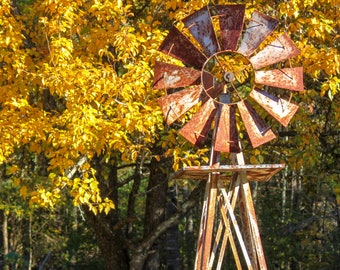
[179,98,217,147]
[183,6,219,57]
[153,61,201,89]
[158,85,203,125]
[238,100,276,148]
[202,71,224,99]
[158,26,207,69]
[216,4,246,51]
[172,164,285,182]
[250,88,299,127]
[255,67,304,91]
[214,104,241,153]
[238,11,279,56]
[202,70,214,91]
[250,34,301,70]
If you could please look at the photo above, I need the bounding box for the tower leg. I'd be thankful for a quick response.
[195,173,219,269]
[194,162,270,269]
[239,177,267,269]
[234,151,267,269]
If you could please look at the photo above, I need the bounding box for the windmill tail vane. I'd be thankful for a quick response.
[153,4,303,269]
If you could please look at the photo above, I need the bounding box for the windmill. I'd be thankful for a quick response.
[153,4,303,269]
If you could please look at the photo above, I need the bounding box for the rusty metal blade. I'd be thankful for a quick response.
[250,33,301,69]
[214,104,240,153]
[250,88,299,127]
[237,11,279,56]
[158,85,203,125]
[202,71,224,100]
[216,4,246,51]
[153,61,201,89]
[237,100,276,148]
[255,67,304,91]
[202,70,214,92]
[158,26,207,69]
[179,98,217,147]
[182,6,219,57]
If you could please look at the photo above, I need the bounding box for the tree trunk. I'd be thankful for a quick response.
[143,155,169,270]
[2,211,9,270]
[87,157,129,270]
[2,211,8,255]
[282,166,288,222]
[85,209,130,270]
[126,159,142,239]
[183,184,196,269]
[86,154,205,270]
[166,184,182,270]
[28,215,32,270]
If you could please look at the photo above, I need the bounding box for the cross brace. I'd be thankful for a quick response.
[172,155,284,269]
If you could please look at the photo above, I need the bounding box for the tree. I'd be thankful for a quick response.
[0,0,339,269]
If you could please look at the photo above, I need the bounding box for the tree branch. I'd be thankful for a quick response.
[65,155,88,179]
[131,180,205,252]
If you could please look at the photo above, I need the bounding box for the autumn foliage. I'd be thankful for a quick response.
[0,0,339,269]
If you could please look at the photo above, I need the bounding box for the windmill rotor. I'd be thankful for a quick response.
[154,4,303,151]
[154,5,304,269]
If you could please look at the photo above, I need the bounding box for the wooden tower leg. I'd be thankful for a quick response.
[239,177,267,269]
[195,151,269,269]
[233,151,267,270]
[195,172,219,270]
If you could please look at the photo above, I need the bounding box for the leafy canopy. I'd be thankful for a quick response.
[0,0,339,212]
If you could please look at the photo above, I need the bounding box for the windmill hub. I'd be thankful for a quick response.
[202,51,255,103]
[223,71,235,83]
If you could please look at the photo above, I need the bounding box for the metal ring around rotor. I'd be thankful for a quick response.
[201,50,256,106]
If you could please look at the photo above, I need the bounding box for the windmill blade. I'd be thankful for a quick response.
[153,61,201,89]
[216,4,246,51]
[249,88,299,127]
[250,34,301,70]
[179,98,217,147]
[158,85,203,125]
[202,71,225,100]
[182,6,219,57]
[238,100,276,148]
[214,104,241,153]
[237,11,279,56]
[158,26,207,69]
[255,67,304,91]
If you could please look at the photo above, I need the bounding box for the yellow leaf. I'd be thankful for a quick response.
[20,186,27,199]
[8,165,19,174]
[13,178,20,187]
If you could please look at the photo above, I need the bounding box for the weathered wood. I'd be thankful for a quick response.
[172,164,285,182]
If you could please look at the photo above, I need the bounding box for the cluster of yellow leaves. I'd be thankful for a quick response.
[70,174,115,215]
[278,0,339,99]
[0,0,23,49]
[1,0,339,212]
[0,0,169,212]
[158,129,210,170]
[170,147,210,172]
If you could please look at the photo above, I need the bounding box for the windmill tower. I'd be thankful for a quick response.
[153,4,303,269]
